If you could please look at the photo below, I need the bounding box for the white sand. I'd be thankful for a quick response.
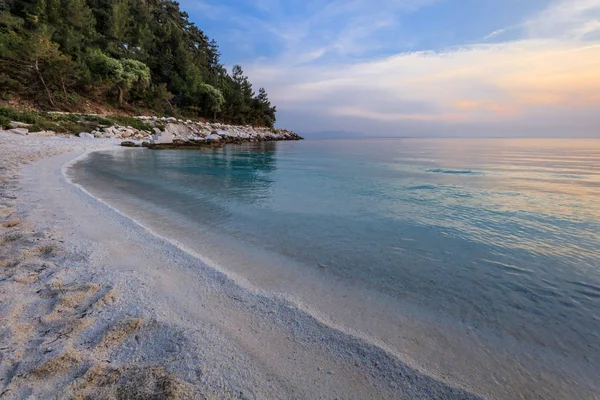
[1,131,598,399]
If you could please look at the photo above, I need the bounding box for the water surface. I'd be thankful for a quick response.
[72,138,600,398]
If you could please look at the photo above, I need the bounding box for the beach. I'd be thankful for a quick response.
[0,132,486,399]
[2,132,599,400]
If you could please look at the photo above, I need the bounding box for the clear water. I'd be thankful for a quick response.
[72,138,600,394]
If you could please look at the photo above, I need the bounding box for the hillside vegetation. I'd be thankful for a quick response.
[0,0,277,127]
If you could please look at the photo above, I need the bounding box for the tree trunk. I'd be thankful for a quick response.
[61,76,68,97]
[35,59,55,107]
[213,110,217,120]
[118,86,124,106]
[164,97,174,111]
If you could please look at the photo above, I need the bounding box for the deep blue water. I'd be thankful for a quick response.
[73,138,600,365]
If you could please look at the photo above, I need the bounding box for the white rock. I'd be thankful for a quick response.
[9,121,30,128]
[164,123,192,138]
[154,129,174,144]
[79,132,94,139]
[217,129,238,137]
[9,128,28,135]
[120,129,135,138]
[205,133,221,141]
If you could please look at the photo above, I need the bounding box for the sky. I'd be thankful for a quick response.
[180,0,600,137]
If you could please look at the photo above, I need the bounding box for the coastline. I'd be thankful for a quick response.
[0,132,482,398]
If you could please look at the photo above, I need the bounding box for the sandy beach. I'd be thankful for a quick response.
[0,132,487,399]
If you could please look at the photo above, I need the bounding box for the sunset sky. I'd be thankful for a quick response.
[182,0,600,137]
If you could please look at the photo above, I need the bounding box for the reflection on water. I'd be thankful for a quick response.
[73,138,600,367]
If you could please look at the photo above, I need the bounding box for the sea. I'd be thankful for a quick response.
[70,138,600,398]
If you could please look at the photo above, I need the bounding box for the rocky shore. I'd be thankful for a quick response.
[3,115,303,149]
[129,117,303,149]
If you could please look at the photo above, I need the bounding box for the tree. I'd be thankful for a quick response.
[118,58,150,104]
[85,49,150,105]
[1,0,278,120]
[198,82,224,119]
[252,87,276,127]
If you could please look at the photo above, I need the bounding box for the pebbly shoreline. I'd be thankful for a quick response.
[3,114,303,149]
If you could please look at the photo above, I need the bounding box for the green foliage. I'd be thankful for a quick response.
[198,83,224,118]
[0,0,277,125]
[85,49,124,82]
[0,114,10,128]
[106,115,152,131]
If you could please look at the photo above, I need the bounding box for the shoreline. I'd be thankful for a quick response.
[0,133,482,398]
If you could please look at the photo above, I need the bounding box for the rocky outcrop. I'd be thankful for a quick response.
[120,116,303,149]
[3,113,302,146]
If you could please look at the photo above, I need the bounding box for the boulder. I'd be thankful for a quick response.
[9,121,31,129]
[164,123,192,138]
[120,129,135,138]
[205,133,221,141]
[120,141,138,147]
[79,132,94,139]
[9,128,28,135]
[153,129,174,144]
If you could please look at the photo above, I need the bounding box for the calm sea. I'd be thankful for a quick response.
[71,138,600,397]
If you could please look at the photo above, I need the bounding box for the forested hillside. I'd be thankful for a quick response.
[0,0,277,127]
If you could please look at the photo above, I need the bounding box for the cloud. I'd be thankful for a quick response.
[187,0,600,137]
[525,0,600,40]
[242,0,600,136]
[484,26,519,40]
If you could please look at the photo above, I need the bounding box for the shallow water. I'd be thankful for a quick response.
[72,138,600,396]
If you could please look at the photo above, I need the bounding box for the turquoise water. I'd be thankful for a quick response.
[72,139,600,375]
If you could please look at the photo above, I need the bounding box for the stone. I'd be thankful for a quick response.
[29,131,56,137]
[164,123,192,138]
[215,129,232,137]
[120,141,138,147]
[79,132,94,139]
[120,129,135,138]
[205,133,221,141]
[9,128,28,135]
[9,121,31,128]
[153,129,174,144]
